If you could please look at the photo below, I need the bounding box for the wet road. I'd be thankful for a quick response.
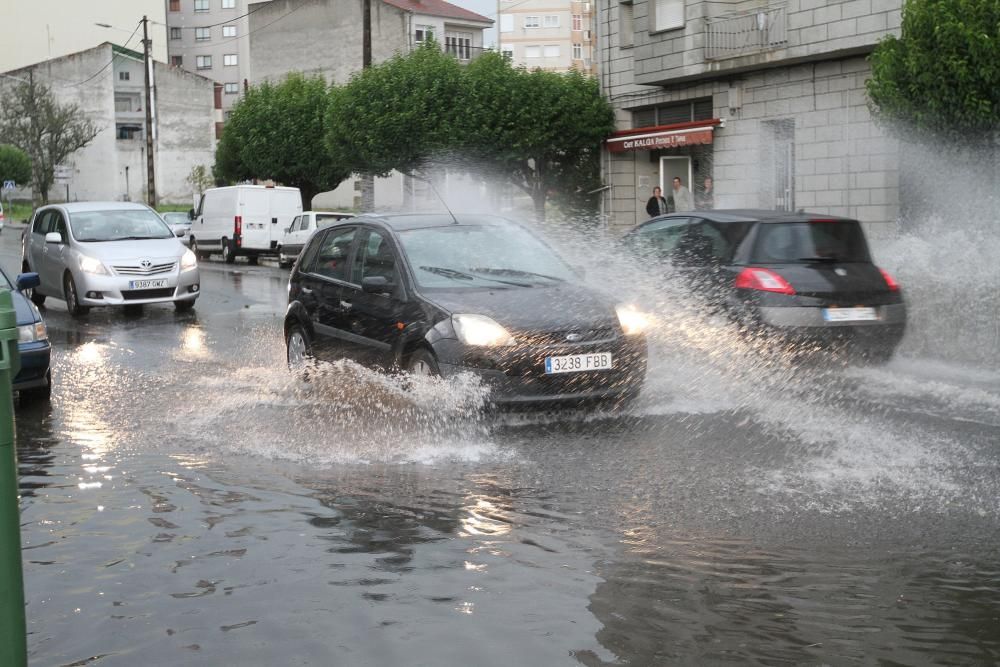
[4,225,999,665]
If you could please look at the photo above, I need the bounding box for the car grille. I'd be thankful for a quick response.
[113,261,177,276]
[515,327,618,347]
[121,287,176,301]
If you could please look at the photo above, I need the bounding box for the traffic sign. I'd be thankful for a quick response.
[0,181,13,191]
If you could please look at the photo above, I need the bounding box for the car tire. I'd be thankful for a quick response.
[406,348,441,377]
[175,299,195,313]
[63,273,89,318]
[190,238,201,259]
[29,290,45,306]
[20,371,52,403]
[286,323,312,368]
[222,238,236,264]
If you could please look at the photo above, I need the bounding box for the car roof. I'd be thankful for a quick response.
[349,213,519,231]
[45,202,155,214]
[651,209,858,224]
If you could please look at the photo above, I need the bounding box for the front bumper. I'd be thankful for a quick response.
[434,333,648,406]
[76,268,201,306]
[13,340,51,390]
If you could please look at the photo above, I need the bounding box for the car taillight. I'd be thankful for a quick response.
[879,267,900,292]
[735,267,796,295]
[234,215,242,236]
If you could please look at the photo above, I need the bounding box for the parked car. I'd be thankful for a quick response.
[1,269,51,401]
[190,185,302,264]
[284,214,649,406]
[278,211,354,268]
[623,209,906,362]
[161,211,192,247]
[21,202,200,317]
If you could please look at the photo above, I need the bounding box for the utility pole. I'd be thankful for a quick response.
[142,15,157,208]
[360,0,375,211]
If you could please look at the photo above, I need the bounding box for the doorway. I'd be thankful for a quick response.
[659,156,692,196]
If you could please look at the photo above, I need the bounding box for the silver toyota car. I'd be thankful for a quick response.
[22,202,200,316]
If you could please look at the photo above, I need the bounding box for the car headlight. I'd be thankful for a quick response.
[452,314,516,347]
[79,255,109,275]
[616,304,651,336]
[180,249,198,271]
[18,322,47,343]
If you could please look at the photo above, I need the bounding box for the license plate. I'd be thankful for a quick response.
[129,279,167,289]
[544,352,613,374]
[823,307,878,322]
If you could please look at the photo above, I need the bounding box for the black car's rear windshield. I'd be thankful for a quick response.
[751,221,871,263]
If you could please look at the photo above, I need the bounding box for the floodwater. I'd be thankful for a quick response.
[5,226,999,666]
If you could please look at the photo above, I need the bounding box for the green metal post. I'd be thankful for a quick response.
[0,288,26,667]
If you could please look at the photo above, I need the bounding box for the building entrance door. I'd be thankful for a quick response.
[659,156,692,196]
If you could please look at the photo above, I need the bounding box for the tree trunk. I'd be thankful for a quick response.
[532,191,546,221]
[299,186,316,211]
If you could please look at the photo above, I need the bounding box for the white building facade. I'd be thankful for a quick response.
[499,0,596,74]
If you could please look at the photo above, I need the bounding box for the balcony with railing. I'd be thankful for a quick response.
[705,4,788,61]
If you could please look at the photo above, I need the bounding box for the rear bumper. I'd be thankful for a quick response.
[750,304,906,351]
[13,341,51,390]
[434,335,647,406]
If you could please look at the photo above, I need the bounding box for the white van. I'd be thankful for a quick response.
[190,185,302,264]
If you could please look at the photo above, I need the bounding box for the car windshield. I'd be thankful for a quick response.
[396,224,576,289]
[751,221,871,263]
[162,213,189,224]
[70,209,174,242]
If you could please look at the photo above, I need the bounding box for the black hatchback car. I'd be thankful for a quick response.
[624,210,906,361]
[284,214,648,405]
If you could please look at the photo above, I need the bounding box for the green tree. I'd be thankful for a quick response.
[0,145,31,186]
[215,73,347,208]
[458,53,613,220]
[867,0,1000,143]
[185,164,213,196]
[0,76,98,205]
[324,42,464,178]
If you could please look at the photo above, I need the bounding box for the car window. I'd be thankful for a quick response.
[301,216,314,231]
[752,221,871,263]
[33,210,54,235]
[288,216,301,232]
[52,212,69,241]
[630,217,691,256]
[351,230,397,285]
[310,227,356,282]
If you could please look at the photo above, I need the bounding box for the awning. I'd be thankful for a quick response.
[606,118,724,153]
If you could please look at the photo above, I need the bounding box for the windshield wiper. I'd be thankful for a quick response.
[418,266,530,287]
[470,267,565,283]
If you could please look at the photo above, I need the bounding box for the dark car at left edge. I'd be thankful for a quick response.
[4,269,51,400]
[283,213,649,406]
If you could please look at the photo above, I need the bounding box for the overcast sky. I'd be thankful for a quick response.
[452,0,499,48]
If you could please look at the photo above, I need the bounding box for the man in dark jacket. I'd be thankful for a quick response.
[645,186,669,217]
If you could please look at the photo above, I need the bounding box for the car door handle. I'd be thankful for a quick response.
[339,300,352,310]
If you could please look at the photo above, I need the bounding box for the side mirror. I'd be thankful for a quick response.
[15,272,40,291]
[361,276,393,294]
[174,227,185,237]
[187,208,195,221]
[45,232,63,244]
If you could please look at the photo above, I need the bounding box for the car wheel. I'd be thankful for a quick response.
[286,323,312,368]
[20,371,52,403]
[190,238,200,258]
[222,238,236,264]
[63,273,89,318]
[175,299,195,313]
[406,348,441,377]
[29,290,45,307]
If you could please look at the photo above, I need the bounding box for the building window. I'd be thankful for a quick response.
[116,124,142,140]
[224,110,233,120]
[222,0,236,7]
[224,82,239,94]
[196,55,212,69]
[222,25,236,37]
[445,32,473,60]
[169,0,180,11]
[572,43,582,59]
[224,54,238,66]
[501,47,513,61]
[619,1,634,47]
[631,98,713,128]
[170,27,182,40]
[500,14,513,32]
[524,16,540,28]
[572,14,582,31]
[118,71,130,81]
[195,27,210,41]
[114,97,133,112]
[543,44,559,58]
[524,45,541,58]
[652,0,684,32]
[414,25,435,43]
[194,0,209,11]
[543,15,560,28]
[171,55,183,66]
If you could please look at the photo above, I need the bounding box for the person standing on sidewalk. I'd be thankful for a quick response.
[645,186,669,218]
[670,177,694,212]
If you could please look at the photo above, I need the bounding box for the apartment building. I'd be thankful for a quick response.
[164,0,265,120]
[0,43,216,204]
[499,0,596,74]
[598,0,903,234]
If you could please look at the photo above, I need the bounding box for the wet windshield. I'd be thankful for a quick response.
[397,224,576,289]
[70,209,174,242]
[752,221,871,263]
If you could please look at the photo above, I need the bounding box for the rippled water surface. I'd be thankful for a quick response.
[8,232,1000,666]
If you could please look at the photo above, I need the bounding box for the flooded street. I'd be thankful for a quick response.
[5,229,999,666]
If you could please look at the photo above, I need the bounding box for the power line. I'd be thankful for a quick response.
[173,0,317,51]
[66,21,143,88]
